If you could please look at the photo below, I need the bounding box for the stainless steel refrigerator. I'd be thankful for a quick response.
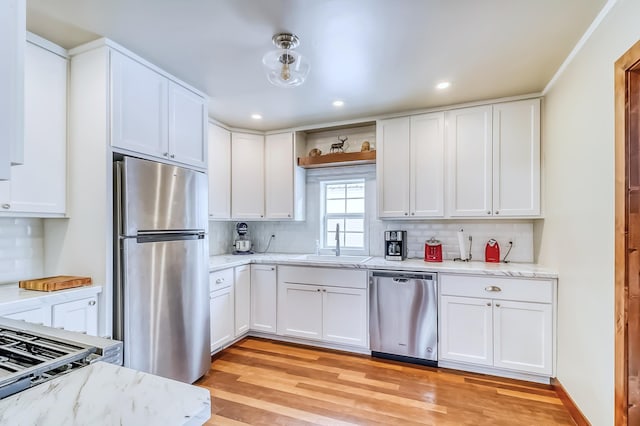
[114,156,210,383]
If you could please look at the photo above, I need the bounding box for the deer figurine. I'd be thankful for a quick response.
[330,136,348,153]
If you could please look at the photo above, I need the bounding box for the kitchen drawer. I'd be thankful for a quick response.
[209,268,234,292]
[278,266,367,289]
[440,274,552,304]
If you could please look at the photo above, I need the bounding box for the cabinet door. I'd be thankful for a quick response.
[492,99,541,217]
[250,264,276,333]
[51,296,98,336]
[0,41,67,215]
[377,118,411,218]
[493,300,552,375]
[446,106,493,217]
[410,112,445,217]
[3,306,49,326]
[234,265,251,337]
[231,133,265,219]
[0,0,25,179]
[278,283,323,340]
[168,81,206,168]
[111,50,168,158]
[439,295,493,366]
[208,123,231,219]
[210,286,234,351]
[265,132,294,219]
[322,286,367,347]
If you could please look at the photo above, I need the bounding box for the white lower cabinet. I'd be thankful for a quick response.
[209,286,234,352]
[3,305,49,326]
[234,265,250,337]
[51,297,98,335]
[277,266,368,348]
[250,264,277,334]
[439,274,554,377]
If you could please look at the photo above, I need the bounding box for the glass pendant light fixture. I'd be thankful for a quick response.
[262,33,310,88]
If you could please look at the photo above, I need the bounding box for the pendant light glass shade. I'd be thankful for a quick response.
[262,33,310,88]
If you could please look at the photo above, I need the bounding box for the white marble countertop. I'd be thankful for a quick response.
[0,361,211,426]
[0,282,103,307]
[209,253,558,279]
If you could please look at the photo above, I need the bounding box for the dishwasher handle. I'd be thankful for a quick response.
[392,278,409,283]
[371,270,435,281]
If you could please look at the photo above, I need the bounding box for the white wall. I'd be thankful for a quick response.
[227,165,535,262]
[0,218,43,284]
[536,0,640,423]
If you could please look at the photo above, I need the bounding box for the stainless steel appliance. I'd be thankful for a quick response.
[114,156,210,383]
[233,222,253,254]
[369,271,437,365]
[0,317,123,399]
[384,230,407,260]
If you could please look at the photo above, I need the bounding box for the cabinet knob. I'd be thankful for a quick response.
[287,214,291,218]
[486,302,491,306]
[496,303,501,307]
[411,212,415,216]
[1,204,10,209]
[322,289,326,292]
[270,267,275,271]
[260,215,263,218]
[487,211,491,215]
[404,212,408,216]
[317,288,321,292]
[88,300,96,306]
[495,211,499,215]
[163,152,169,157]
[484,286,502,292]
[170,154,175,158]
[216,278,224,284]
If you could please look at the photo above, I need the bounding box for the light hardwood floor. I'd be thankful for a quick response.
[196,338,574,425]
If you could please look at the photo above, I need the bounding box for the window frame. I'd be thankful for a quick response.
[319,178,368,255]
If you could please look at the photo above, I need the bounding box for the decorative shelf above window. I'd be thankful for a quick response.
[297,150,376,169]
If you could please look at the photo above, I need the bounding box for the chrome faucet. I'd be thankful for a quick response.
[335,222,340,256]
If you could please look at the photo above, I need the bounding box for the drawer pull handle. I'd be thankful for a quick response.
[484,286,502,292]
[88,300,96,306]
[1,203,10,209]
[496,303,501,307]
[216,278,225,284]
[486,302,491,306]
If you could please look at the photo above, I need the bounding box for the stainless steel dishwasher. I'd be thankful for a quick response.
[369,271,437,366]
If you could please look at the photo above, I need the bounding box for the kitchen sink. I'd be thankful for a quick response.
[294,254,372,263]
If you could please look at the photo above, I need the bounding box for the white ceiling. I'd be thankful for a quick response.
[26,0,606,131]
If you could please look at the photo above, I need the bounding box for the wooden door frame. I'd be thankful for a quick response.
[615,39,640,426]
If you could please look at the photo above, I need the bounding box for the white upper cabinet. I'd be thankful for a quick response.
[111,50,207,169]
[231,132,265,219]
[208,122,231,219]
[377,117,411,217]
[265,132,305,220]
[0,37,67,216]
[111,50,168,159]
[410,112,445,217]
[492,99,541,216]
[0,0,25,180]
[168,82,207,168]
[377,113,445,218]
[446,105,493,217]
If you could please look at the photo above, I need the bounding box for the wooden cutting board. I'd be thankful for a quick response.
[19,276,92,292]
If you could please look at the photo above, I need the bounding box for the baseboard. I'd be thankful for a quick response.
[552,378,591,426]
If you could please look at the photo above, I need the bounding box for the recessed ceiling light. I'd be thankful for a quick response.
[436,82,451,90]
[332,100,344,107]
[251,114,263,120]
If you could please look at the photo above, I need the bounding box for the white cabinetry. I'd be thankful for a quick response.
[51,296,98,335]
[377,113,445,218]
[447,99,540,217]
[0,36,67,216]
[208,122,231,219]
[0,0,25,180]
[234,265,251,336]
[231,133,265,219]
[265,132,306,220]
[110,50,206,169]
[0,286,102,336]
[439,274,554,377]
[277,266,368,348]
[250,264,277,333]
[209,268,235,352]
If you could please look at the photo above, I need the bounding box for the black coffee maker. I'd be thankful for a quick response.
[384,230,407,260]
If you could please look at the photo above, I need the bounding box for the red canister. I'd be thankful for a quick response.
[424,238,443,262]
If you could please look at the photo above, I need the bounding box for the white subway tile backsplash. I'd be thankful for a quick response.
[0,218,44,284]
